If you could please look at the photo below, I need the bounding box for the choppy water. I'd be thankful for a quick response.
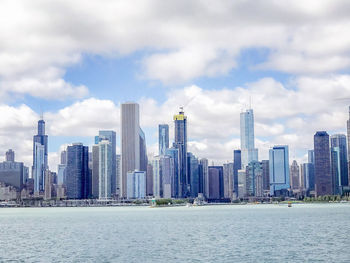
[0,203,349,262]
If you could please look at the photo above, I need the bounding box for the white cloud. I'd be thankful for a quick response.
[1,0,350,97]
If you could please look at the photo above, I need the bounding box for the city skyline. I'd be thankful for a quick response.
[2,1,350,172]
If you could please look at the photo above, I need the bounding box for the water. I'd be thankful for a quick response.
[0,203,349,262]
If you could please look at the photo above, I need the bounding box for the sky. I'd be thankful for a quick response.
[1,0,350,172]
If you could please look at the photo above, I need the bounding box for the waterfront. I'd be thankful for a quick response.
[0,203,349,262]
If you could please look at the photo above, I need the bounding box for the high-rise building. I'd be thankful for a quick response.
[146,163,153,196]
[237,169,247,198]
[208,166,224,199]
[161,155,174,198]
[269,145,290,196]
[166,147,180,197]
[44,170,53,200]
[173,108,188,197]
[121,102,147,198]
[127,170,146,199]
[5,149,15,162]
[330,134,348,194]
[66,143,89,199]
[187,152,199,198]
[116,154,121,195]
[199,158,209,198]
[91,145,99,198]
[246,161,263,197]
[347,106,350,186]
[152,156,161,198]
[97,131,117,195]
[158,124,169,156]
[0,161,24,190]
[223,163,234,198]
[99,140,112,199]
[32,119,48,193]
[61,150,67,165]
[314,131,333,196]
[290,160,300,191]
[233,150,241,197]
[301,163,314,193]
[240,109,258,169]
[261,160,270,192]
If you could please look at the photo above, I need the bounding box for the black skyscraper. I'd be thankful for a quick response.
[314,131,333,196]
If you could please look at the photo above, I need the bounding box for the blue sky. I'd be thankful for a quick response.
[1,0,350,170]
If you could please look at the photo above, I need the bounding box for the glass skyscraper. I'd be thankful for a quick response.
[240,109,258,169]
[98,131,117,195]
[269,145,290,196]
[173,108,188,198]
[32,119,48,194]
[158,124,169,156]
[330,134,348,194]
[233,150,241,197]
[66,143,89,199]
[314,131,332,197]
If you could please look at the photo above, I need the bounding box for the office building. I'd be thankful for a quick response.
[6,149,15,162]
[166,147,180,197]
[223,162,234,198]
[330,134,348,193]
[233,150,241,197]
[199,158,209,198]
[161,155,174,198]
[240,109,258,169]
[0,161,24,190]
[208,166,224,199]
[66,143,89,199]
[152,156,161,198]
[97,131,117,195]
[290,160,300,191]
[121,102,147,198]
[173,108,188,197]
[261,160,269,191]
[99,140,112,199]
[187,152,199,198]
[146,163,153,196]
[32,119,48,194]
[314,131,333,196]
[127,170,146,199]
[269,145,290,196]
[158,124,169,156]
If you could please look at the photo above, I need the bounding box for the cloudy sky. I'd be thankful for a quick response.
[1,0,350,171]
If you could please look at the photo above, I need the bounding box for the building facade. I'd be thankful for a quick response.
[314,131,333,196]
[240,109,258,169]
[158,124,169,156]
[269,145,290,196]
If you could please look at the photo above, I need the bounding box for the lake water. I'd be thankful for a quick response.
[0,203,349,262]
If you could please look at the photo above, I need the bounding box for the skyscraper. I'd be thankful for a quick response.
[98,131,117,195]
[152,156,161,198]
[166,147,180,197]
[261,160,270,192]
[223,162,234,198]
[314,131,333,196]
[66,143,89,199]
[161,155,175,198]
[330,134,348,193]
[121,102,147,198]
[290,160,300,191]
[208,166,224,199]
[158,124,169,156]
[187,152,199,198]
[347,106,350,186]
[127,171,146,199]
[240,109,258,169]
[99,140,112,199]
[233,150,241,197]
[199,158,209,198]
[32,119,48,194]
[269,145,290,196]
[91,145,99,198]
[173,108,188,197]
[6,149,15,162]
